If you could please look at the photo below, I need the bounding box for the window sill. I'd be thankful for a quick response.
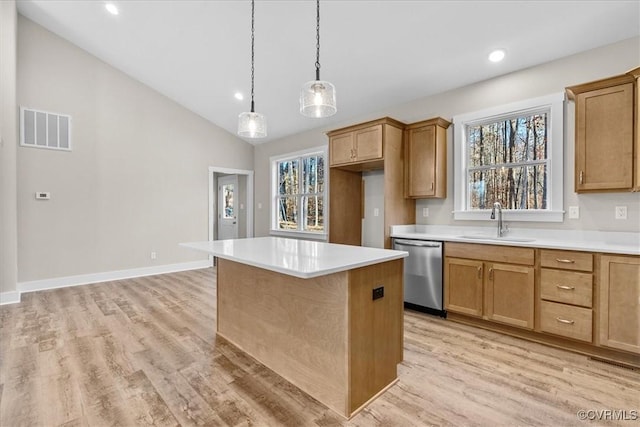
[453,210,564,223]
[269,230,328,241]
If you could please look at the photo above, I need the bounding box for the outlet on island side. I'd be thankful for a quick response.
[372,286,384,300]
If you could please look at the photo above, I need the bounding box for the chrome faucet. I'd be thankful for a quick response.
[490,202,508,237]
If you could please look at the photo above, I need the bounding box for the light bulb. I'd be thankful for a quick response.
[313,91,323,106]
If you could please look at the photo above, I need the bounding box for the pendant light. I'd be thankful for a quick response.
[238,0,267,138]
[300,0,336,118]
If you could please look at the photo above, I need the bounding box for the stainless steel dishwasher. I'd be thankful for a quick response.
[392,238,445,317]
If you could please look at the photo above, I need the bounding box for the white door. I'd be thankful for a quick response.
[217,175,239,240]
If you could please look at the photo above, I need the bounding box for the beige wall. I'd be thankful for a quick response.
[0,0,19,295]
[254,37,640,237]
[17,16,253,282]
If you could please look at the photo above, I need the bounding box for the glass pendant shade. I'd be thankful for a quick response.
[237,111,267,138]
[300,80,337,118]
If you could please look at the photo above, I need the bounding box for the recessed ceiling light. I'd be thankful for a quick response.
[234,92,244,101]
[105,3,119,15]
[489,49,506,63]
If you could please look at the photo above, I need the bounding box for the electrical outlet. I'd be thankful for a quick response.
[422,207,429,217]
[373,208,379,217]
[568,206,579,219]
[615,206,627,220]
[151,251,157,260]
[257,202,262,209]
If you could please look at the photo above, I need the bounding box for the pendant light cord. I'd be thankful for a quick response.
[315,0,321,81]
[250,0,256,112]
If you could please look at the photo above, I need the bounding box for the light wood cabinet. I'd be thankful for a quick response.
[485,262,535,329]
[404,118,451,198]
[445,243,639,367]
[540,301,593,343]
[445,243,535,329]
[327,118,415,249]
[444,258,483,317]
[599,255,640,354]
[539,249,594,343]
[329,124,383,167]
[566,67,640,192]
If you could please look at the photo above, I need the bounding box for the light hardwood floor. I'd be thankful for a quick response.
[1,268,638,426]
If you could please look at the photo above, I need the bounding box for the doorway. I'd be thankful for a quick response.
[208,167,254,242]
[217,174,239,240]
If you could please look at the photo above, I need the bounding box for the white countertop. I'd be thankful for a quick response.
[181,237,408,279]
[390,225,640,255]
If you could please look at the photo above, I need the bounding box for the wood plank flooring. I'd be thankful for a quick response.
[1,268,638,426]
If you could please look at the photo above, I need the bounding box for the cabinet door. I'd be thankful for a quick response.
[575,83,633,192]
[444,258,483,317]
[329,132,354,166]
[485,263,534,329]
[407,125,436,197]
[354,125,383,162]
[599,255,640,354]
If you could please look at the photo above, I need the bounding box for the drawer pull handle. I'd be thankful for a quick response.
[556,317,575,325]
[555,258,575,264]
[556,285,575,291]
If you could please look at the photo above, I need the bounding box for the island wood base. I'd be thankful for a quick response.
[216,258,404,418]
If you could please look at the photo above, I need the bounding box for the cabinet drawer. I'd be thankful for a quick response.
[540,301,593,342]
[445,243,534,265]
[540,249,593,272]
[540,269,592,307]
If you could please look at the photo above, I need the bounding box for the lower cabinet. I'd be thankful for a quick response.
[539,249,594,343]
[445,243,640,364]
[444,258,483,317]
[599,255,640,354]
[444,243,535,330]
[540,300,593,342]
[485,263,535,329]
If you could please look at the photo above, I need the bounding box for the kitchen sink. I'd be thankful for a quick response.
[457,235,536,243]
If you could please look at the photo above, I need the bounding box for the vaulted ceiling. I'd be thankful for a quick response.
[16,0,640,143]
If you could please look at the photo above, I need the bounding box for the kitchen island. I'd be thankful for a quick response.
[181,237,408,418]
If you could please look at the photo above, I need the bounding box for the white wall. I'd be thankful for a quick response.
[254,37,640,236]
[0,0,19,298]
[17,16,254,282]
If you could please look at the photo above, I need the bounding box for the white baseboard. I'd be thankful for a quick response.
[0,291,21,306]
[17,259,213,295]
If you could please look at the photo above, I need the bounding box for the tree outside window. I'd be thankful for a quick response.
[453,93,564,223]
[467,112,548,210]
[275,152,325,233]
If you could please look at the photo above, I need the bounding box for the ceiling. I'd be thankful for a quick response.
[16,1,640,144]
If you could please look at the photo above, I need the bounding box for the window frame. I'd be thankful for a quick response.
[270,146,328,240]
[453,92,565,222]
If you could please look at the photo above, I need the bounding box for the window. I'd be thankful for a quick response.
[271,147,327,238]
[453,93,564,222]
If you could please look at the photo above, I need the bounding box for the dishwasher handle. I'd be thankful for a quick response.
[394,239,441,248]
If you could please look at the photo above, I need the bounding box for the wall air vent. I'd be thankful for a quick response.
[20,107,72,151]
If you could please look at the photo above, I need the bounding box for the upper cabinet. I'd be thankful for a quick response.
[329,124,382,166]
[327,118,415,249]
[404,118,451,198]
[566,67,640,193]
